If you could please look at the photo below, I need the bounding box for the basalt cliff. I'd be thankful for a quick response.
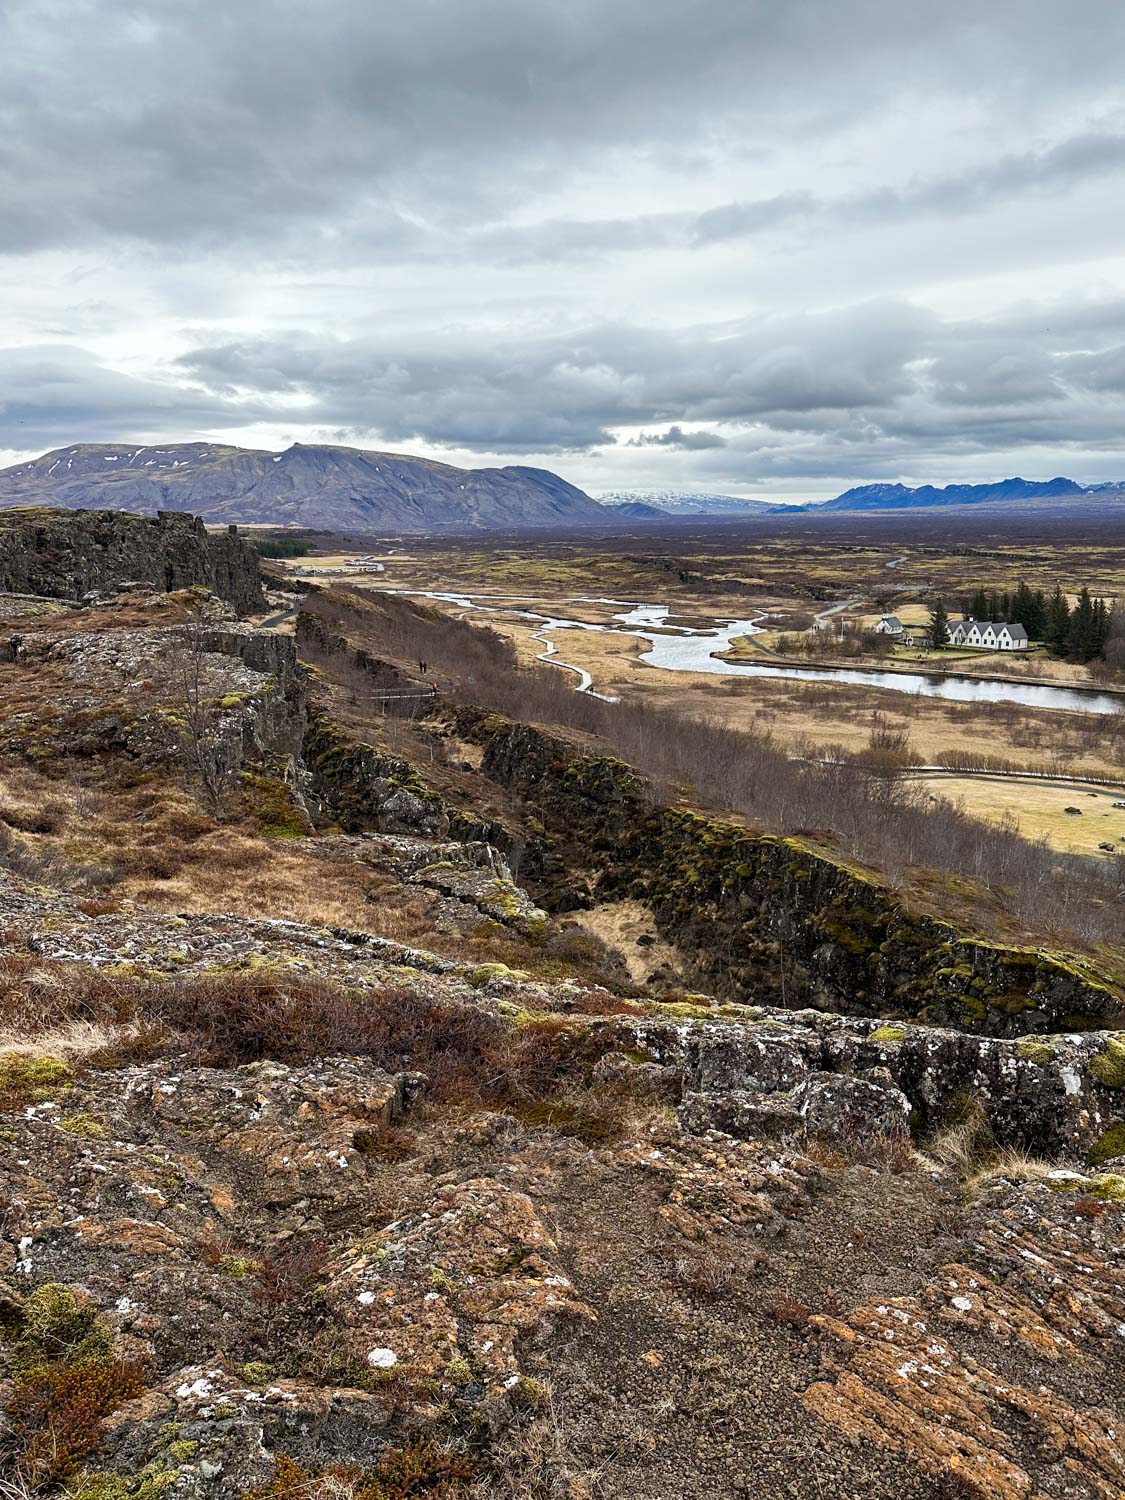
[0,505,265,613]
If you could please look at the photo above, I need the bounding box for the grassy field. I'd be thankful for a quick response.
[291,509,1125,601]
[904,773,1125,855]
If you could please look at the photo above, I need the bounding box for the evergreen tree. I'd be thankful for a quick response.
[1026,588,1048,640]
[1067,586,1097,661]
[1045,585,1070,653]
[988,591,1001,622]
[1012,581,1034,633]
[1092,596,1110,658]
[928,598,950,649]
[968,587,990,621]
[998,590,1011,622]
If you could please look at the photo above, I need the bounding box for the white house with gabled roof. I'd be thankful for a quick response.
[947,618,1028,650]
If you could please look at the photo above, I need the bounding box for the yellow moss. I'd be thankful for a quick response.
[59,1113,110,1139]
[1016,1039,1056,1065]
[469,962,529,988]
[217,1254,260,1277]
[15,1281,112,1374]
[869,1025,906,1044]
[0,1051,73,1100]
[1090,1036,1125,1088]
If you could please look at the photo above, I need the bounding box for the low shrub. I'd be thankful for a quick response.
[2,1283,145,1484]
[5,1360,145,1484]
[245,1442,475,1499]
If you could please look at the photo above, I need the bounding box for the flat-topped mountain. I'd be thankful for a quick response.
[0,441,609,533]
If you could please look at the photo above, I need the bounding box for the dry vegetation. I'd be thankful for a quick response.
[0,957,657,1149]
[0,756,639,999]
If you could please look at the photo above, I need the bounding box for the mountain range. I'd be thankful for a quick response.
[811,476,1090,511]
[1,443,1123,531]
[0,442,608,533]
[597,489,779,516]
[600,476,1122,516]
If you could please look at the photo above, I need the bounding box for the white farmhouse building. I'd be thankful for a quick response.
[947,618,1029,650]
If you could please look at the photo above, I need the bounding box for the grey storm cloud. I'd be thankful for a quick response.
[175,301,935,449]
[3,1,1125,257]
[7,291,1125,482]
[6,1,1125,492]
[171,297,1125,461]
[629,427,730,450]
[0,346,269,450]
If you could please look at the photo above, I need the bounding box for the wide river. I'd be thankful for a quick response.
[387,589,1124,717]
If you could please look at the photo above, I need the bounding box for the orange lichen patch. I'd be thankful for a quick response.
[327,1172,595,1386]
[921,1264,1083,1362]
[968,1217,1125,1346]
[71,1216,187,1256]
[804,1287,1125,1500]
[149,1056,404,1191]
[610,1133,817,1240]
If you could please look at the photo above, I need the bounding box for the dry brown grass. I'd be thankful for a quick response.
[916,1099,1061,1196]
[0,764,444,940]
[469,1380,599,1500]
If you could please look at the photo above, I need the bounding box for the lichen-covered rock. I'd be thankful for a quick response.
[629,1007,1125,1161]
[326,1172,594,1389]
[803,1176,1125,1500]
[608,1131,816,1241]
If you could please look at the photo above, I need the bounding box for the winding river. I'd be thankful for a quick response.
[384,589,1124,717]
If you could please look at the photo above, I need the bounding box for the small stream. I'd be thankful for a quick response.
[383,589,1124,717]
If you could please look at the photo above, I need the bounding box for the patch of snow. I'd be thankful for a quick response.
[367,1347,397,1369]
[177,1376,215,1398]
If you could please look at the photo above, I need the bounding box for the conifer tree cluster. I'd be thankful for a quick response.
[958,581,1115,661]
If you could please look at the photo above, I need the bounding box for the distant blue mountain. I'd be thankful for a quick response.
[815,477,1085,512]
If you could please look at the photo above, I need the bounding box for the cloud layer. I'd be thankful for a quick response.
[4,1,1125,496]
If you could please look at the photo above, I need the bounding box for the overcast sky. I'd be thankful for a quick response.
[4,1,1125,499]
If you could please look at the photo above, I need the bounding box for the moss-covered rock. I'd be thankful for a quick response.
[0,1050,73,1102]
[1089,1036,1125,1088]
[1087,1122,1125,1167]
[240,771,309,838]
[869,1025,906,1044]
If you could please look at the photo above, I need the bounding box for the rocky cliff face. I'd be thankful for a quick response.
[461,714,1122,1036]
[0,506,265,613]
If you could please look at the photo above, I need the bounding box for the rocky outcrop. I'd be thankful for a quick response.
[1,620,305,796]
[803,1175,1125,1500]
[304,705,453,838]
[304,832,548,936]
[625,1007,1125,1162]
[0,507,265,613]
[3,857,1122,1164]
[465,715,1121,1037]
